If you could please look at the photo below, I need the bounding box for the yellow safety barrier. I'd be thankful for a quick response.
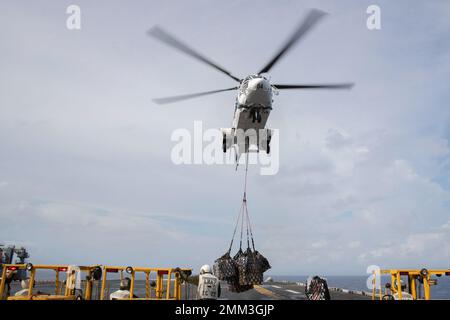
[1,264,191,300]
[0,264,102,300]
[371,268,450,300]
[100,266,191,300]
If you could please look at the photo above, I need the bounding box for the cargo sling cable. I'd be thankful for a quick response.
[214,152,271,293]
[228,151,254,256]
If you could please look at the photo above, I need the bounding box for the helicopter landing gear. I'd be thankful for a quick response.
[221,128,233,153]
[251,110,256,123]
[222,134,227,153]
[251,109,262,123]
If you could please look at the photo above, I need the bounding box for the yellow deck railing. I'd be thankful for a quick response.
[371,268,450,300]
[100,266,191,300]
[0,264,191,300]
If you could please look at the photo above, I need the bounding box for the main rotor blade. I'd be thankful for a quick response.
[274,83,354,90]
[152,87,238,105]
[148,26,241,82]
[258,9,327,74]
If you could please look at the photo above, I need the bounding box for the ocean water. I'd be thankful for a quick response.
[270,275,450,299]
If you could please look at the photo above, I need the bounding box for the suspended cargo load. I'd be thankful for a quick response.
[236,248,264,286]
[254,250,271,274]
[214,156,271,293]
[213,251,238,283]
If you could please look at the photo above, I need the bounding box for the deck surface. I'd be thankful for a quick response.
[183,281,371,300]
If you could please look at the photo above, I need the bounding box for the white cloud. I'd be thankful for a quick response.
[311,240,328,249]
[442,220,450,230]
[359,229,450,268]
[0,199,229,269]
[0,1,449,275]
[326,129,353,150]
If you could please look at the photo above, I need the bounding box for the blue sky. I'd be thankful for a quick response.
[0,0,449,275]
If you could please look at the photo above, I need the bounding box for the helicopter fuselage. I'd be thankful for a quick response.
[220,75,274,156]
[232,75,273,131]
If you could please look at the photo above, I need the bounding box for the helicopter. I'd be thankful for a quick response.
[148,9,353,158]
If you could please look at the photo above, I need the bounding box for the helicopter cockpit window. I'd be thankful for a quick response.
[240,75,261,93]
[241,79,249,92]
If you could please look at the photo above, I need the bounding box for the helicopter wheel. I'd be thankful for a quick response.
[257,113,262,123]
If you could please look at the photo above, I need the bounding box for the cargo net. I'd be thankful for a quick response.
[214,190,271,293]
[305,276,331,300]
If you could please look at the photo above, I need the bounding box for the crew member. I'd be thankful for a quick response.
[176,265,221,300]
[15,278,32,296]
[110,277,135,300]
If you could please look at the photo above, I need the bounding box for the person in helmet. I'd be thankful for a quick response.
[197,265,221,300]
[15,278,32,296]
[175,265,221,300]
[110,277,132,300]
